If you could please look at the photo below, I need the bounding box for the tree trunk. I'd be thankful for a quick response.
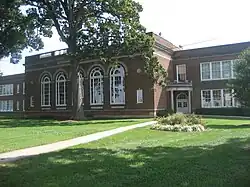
[68,0,84,120]
[71,60,79,120]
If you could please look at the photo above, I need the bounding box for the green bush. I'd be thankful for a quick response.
[151,124,205,132]
[153,113,205,132]
[157,113,204,126]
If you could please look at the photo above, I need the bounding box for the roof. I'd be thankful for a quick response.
[0,73,25,81]
[173,41,250,59]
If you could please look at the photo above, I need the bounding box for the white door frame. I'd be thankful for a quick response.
[176,92,190,113]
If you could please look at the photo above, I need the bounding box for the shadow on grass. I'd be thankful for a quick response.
[0,119,139,128]
[1,138,250,187]
[207,124,250,129]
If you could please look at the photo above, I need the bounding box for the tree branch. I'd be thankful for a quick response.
[41,0,68,43]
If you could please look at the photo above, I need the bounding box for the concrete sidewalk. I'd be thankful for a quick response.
[0,121,156,163]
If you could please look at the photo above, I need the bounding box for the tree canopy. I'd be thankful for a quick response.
[23,0,167,82]
[5,0,168,119]
[229,48,250,107]
[0,0,52,63]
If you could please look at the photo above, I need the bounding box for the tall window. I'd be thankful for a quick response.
[201,90,211,108]
[17,84,20,93]
[200,60,237,81]
[211,62,221,79]
[0,84,13,96]
[41,75,51,107]
[201,89,238,108]
[23,82,25,94]
[90,67,104,105]
[222,61,231,78]
[0,100,13,112]
[56,72,66,106]
[176,64,186,82]
[223,89,233,107]
[16,101,20,110]
[110,65,125,104]
[212,90,222,107]
[30,96,34,107]
[201,63,210,80]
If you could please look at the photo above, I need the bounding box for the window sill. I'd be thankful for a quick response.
[91,106,103,110]
[41,107,51,110]
[56,107,67,110]
[110,103,125,105]
[111,105,125,109]
[201,77,234,82]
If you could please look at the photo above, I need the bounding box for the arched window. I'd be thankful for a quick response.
[41,75,51,107]
[110,64,125,104]
[56,72,66,106]
[89,67,104,105]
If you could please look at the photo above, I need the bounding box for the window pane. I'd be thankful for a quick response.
[177,64,186,81]
[183,102,188,107]
[211,62,221,79]
[177,102,182,108]
[201,63,210,80]
[222,61,231,78]
[202,90,211,108]
[212,90,222,107]
[137,89,143,103]
[232,59,239,78]
[90,67,104,105]
[223,89,233,107]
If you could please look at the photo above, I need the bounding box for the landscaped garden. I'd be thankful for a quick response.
[1,116,250,186]
[0,118,151,153]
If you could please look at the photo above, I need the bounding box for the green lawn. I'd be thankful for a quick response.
[0,118,151,153]
[1,118,250,187]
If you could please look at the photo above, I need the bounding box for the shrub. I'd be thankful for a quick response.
[156,113,204,126]
[151,124,205,132]
[152,113,206,132]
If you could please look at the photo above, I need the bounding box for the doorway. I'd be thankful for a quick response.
[176,93,189,113]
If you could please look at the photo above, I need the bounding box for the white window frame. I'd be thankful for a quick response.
[176,64,187,82]
[200,60,237,81]
[23,100,25,111]
[201,89,238,108]
[23,82,25,94]
[16,101,20,110]
[41,75,51,107]
[110,64,125,105]
[0,84,13,96]
[30,96,34,107]
[55,73,66,107]
[0,100,13,112]
[89,67,104,106]
[17,84,20,93]
[136,89,143,104]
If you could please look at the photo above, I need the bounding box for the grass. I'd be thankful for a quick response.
[0,118,151,153]
[1,118,250,187]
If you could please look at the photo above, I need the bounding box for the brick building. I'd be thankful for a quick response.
[0,33,248,118]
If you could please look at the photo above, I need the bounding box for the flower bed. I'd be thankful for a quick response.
[151,113,206,132]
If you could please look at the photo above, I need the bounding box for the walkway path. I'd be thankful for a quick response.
[0,121,156,163]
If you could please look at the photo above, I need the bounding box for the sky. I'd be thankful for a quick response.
[1,0,250,75]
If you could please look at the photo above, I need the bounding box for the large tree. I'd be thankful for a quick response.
[0,0,52,63]
[229,48,250,107]
[24,0,167,119]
